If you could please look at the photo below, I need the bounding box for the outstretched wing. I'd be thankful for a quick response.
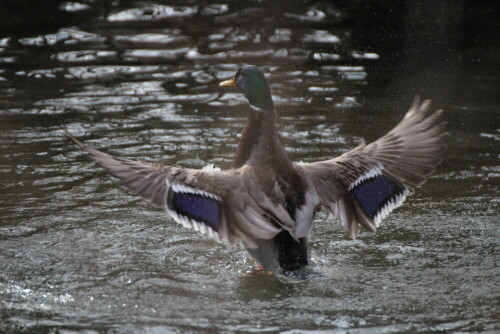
[297,98,448,238]
[67,134,296,248]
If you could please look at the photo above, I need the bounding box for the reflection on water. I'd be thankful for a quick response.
[0,0,498,332]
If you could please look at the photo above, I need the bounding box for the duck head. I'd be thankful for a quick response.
[220,65,274,112]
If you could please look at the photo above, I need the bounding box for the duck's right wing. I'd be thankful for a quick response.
[297,98,448,238]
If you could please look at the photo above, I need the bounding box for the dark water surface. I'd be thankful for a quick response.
[1,1,498,333]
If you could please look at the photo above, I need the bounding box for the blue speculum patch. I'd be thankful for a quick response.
[172,192,220,230]
[351,174,405,218]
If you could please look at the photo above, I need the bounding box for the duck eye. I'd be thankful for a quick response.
[235,68,243,80]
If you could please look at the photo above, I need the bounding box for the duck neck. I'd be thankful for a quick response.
[232,105,291,170]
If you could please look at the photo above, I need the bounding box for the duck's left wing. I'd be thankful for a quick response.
[296,98,448,238]
[67,135,295,248]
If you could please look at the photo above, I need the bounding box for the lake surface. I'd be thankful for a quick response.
[0,1,498,333]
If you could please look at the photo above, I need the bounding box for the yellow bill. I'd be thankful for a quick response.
[219,77,236,87]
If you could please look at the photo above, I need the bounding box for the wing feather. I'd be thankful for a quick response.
[67,133,293,248]
[298,98,447,238]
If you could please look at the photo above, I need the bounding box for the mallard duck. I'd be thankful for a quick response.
[68,65,447,272]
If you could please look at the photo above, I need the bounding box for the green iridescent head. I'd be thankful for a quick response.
[220,65,274,112]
